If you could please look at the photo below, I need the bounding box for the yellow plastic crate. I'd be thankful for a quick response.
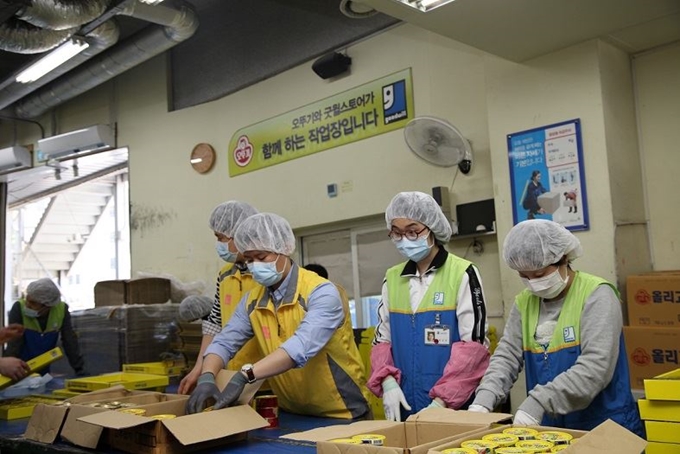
[65,372,169,392]
[646,421,680,444]
[645,369,680,401]
[0,347,64,390]
[51,388,86,398]
[122,361,185,376]
[638,399,680,422]
[0,395,64,420]
[646,442,680,454]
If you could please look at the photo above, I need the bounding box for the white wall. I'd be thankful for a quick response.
[634,42,680,271]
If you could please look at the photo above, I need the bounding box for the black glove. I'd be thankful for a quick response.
[214,372,249,410]
[186,373,220,414]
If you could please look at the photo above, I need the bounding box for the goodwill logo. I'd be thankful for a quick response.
[382,79,408,125]
[563,326,576,343]
[233,135,254,167]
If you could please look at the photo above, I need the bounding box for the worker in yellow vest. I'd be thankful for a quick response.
[187,213,371,419]
[178,201,263,394]
[5,278,86,376]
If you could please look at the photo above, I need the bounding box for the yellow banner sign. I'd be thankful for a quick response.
[228,68,414,176]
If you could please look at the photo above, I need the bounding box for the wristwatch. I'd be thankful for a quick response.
[241,364,257,384]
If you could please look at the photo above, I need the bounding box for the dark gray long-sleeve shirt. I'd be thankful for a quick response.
[472,285,622,421]
[5,301,86,375]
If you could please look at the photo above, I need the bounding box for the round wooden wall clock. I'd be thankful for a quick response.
[190,143,216,174]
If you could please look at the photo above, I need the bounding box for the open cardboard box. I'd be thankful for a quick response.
[76,370,267,454]
[428,420,647,454]
[25,385,164,446]
[282,408,512,454]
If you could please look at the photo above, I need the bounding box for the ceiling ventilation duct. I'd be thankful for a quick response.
[0,20,120,111]
[0,0,110,54]
[12,0,198,119]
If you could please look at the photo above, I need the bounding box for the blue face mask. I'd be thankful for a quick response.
[247,257,283,287]
[216,241,238,263]
[24,307,40,318]
[395,236,432,262]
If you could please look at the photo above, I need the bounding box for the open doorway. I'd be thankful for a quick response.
[4,148,130,316]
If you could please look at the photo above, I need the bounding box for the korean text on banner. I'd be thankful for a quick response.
[228,68,414,176]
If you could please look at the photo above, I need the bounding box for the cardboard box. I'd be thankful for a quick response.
[76,370,267,454]
[646,441,680,454]
[623,326,680,389]
[94,278,171,306]
[646,421,680,444]
[429,420,646,454]
[65,372,170,391]
[626,273,680,327]
[282,408,512,454]
[644,368,680,401]
[537,192,561,214]
[0,347,63,390]
[25,386,159,446]
[638,399,680,422]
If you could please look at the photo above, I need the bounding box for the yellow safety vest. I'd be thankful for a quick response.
[247,265,370,419]
[217,263,263,371]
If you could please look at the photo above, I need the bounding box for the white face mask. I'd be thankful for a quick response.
[521,265,570,300]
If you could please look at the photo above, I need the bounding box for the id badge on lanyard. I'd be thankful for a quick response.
[424,312,450,346]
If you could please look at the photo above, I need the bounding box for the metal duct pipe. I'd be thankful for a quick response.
[17,0,111,31]
[14,1,198,119]
[0,22,77,54]
[0,20,120,112]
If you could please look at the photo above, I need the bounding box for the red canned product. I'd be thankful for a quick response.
[264,416,279,428]
[257,407,279,418]
[254,395,278,408]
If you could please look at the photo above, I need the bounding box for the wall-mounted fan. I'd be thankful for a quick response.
[404,116,473,174]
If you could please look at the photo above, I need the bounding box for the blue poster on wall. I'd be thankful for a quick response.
[507,119,589,231]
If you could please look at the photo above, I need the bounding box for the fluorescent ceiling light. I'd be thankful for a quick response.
[139,0,165,4]
[16,38,89,84]
[393,0,455,12]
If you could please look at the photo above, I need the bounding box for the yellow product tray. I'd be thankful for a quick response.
[0,347,63,390]
[0,395,65,420]
[122,361,186,376]
[646,421,680,444]
[65,372,169,392]
[51,388,86,398]
[645,369,680,401]
[638,399,680,422]
[646,441,680,454]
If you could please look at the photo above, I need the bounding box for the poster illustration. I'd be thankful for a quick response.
[507,119,589,231]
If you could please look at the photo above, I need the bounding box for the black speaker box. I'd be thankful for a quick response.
[312,52,352,79]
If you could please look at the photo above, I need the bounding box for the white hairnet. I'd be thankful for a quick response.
[209,201,258,237]
[234,213,296,256]
[178,295,213,322]
[385,191,453,242]
[503,220,583,271]
[26,278,61,307]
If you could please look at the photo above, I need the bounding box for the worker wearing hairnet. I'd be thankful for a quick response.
[187,213,371,419]
[469,220,642,435]
[368,191,490,421]
[178,201,263,395]
[5,278,86,376]
[178,295,214,323]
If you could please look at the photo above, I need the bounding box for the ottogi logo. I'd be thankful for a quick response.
[631,347,651,366]
[233,135,254,167]
[563,326,576,343]
[635,289,651,305]
[382,79,408,125]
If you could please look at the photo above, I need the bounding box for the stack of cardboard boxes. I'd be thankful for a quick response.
[636,369,680,454]
[623,272,680,391]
